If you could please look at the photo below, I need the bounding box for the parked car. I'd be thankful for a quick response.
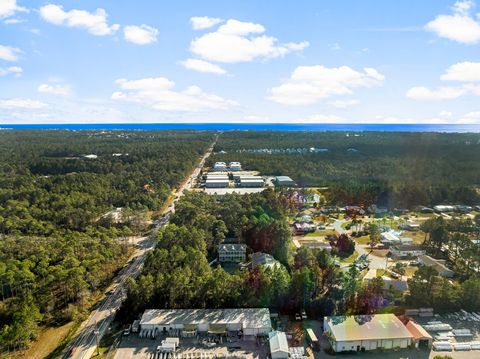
[295,313,301,321]
[123,324,131,336]
[301,310,307,320]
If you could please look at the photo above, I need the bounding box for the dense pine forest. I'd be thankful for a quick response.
[0,130,214,351]
[212,131,480,207]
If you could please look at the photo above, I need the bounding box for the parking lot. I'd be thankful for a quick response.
[113,333,269,359]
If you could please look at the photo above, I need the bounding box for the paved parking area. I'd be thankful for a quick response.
[113,334,268,359]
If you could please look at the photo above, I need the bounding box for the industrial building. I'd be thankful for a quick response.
[269,331,289,359]
[273,176,296,187]
[229,162,242,171]
[324,314,413,352]
[239,176,264,188]
[418,255,455,277]
[205,174,229,188]
[213,162,227,171]
[218,244,247,263]
[139,308,272,338]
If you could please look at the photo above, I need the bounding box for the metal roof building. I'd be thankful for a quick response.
[213,162,227,171]
[274,176,296,187]
[205,174,229,188]
[229,162,242,171]
[269,331,289,359]
[239,176,264,188]
[324,314,413,352]
[139,308,272,338]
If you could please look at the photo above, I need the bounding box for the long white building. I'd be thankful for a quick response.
[140,308,272,338]
[324,314,413,352]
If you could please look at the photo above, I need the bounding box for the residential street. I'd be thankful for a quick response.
[333,219,387,271]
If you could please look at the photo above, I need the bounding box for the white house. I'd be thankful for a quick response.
[218,244,247,263]
[269,331,289,359]
[390,245,426,259]
[324,314,413,352]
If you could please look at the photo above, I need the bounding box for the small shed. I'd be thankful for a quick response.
[269,331,289,359]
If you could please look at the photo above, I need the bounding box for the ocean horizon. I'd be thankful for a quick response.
[1,123,480,132]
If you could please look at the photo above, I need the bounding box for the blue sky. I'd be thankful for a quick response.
[1,0,480,123]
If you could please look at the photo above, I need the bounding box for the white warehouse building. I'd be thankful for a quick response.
[139,308,272,338]
[324,314,413,352]
[229,162,242,171]
[213,162,227,171]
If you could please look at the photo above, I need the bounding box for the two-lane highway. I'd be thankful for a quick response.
[65,139,217,359]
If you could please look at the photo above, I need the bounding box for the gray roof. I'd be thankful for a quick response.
[251,252,281,269]
[218,244,247,252]
[418,255,454,274]
[391,245,425,251]
[140,308,271,329]
[269,331,289,353]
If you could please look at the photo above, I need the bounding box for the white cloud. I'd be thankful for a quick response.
[425,0,480,44]
[0,0,27,19]
[190,19,309,63]
[3,17,24,24]
[331,99,360,108]
[453,0,475,15]
[0,66,22,77]
[111,77,238,112]
[406,86,467,100]
[39,4,119,36]
[268,65,384,106]
[243,115,270,122]
[38,83,70,96]
[296,114,347,123]
[438,110,453,117]
[0,98,48,109]
[190,16,223,30]
[180,58,227,75]
[407,61,480,100]
[123,25,159,45]
[441,61,480,81]
[463,111,480,118]
[0,45,21,61]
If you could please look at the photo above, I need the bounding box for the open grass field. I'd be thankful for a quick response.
[12,322,75,359]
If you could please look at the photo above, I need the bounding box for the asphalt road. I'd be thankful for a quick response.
[65,140,216,359]
[333,219,387,271]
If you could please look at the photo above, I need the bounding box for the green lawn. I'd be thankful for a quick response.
[339,250,359,264]
[305,229,336,237]
[404,266,418,277]
[341,221,352,229]
[355,235,371,245]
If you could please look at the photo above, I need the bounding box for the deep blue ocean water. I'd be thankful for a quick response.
[1,123,480,132]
